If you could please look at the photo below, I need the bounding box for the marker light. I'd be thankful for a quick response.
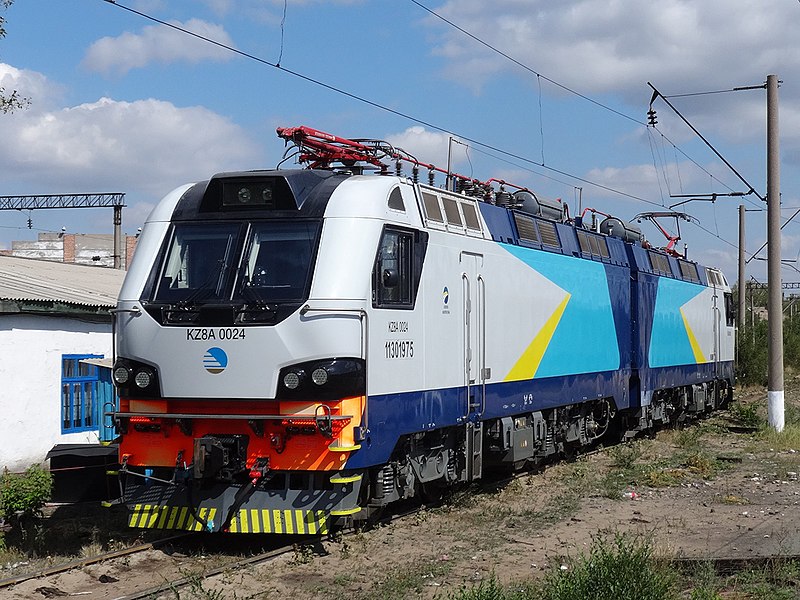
[134,369,153,388]
[311,367,329,386]
[113,366,130,385]
[283,371,301,390]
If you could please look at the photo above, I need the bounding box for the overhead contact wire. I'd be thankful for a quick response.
[101,0,658,207]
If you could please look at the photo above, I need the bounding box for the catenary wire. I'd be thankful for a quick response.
[409,0,644,126]
[100,0,664,209]
[408,0,753,209]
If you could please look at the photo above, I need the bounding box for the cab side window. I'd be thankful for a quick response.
[372,227,427,309]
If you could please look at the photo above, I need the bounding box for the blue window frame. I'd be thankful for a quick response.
[61,354,103,433]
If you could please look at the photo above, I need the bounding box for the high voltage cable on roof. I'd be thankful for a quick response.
[100,0,660,208]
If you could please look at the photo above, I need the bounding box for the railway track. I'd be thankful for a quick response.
[0,533,192,591]
[2,417,774,598]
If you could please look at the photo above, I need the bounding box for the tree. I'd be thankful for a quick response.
[0,0,28,114]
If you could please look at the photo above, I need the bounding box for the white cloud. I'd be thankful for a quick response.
[0,63,63,112]
[0,64,264,239]
[428,1,795,95]
[385,126,470,172]
[82,18,235,76]
[424,0,800,149]
[0,96,262,196]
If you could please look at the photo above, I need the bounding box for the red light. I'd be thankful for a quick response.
[130,416,158,424]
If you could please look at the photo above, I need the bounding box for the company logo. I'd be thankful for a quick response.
[203,347,228,374]
[442,286,449,305]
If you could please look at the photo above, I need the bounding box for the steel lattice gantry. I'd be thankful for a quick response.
[0,193,127,269]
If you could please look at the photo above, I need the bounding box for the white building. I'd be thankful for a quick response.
[0,255,125,472]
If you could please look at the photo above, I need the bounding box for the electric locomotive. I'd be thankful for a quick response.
[110,126,734,534]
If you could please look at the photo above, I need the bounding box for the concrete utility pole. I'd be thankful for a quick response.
[738,204,746,334]
[766,73,785,432]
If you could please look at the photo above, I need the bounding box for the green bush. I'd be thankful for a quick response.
[0,465,53,521]
[448,534,679,600]
[538,534,678,600]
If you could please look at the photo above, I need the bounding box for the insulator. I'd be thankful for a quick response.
[27,218,32,229]
[395,160,402,177]
[412,165,419,183]
[428,169,435,186]
[647,108,658,126]
[495,191,513,207]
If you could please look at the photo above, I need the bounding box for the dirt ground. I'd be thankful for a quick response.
[2,383,799,599]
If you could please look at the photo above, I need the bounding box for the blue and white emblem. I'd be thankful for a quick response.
[204,347,228,374]
[442,286,449,305]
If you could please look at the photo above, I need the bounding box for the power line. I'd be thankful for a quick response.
[409,0,644,126]
[408,0,751,210]
[101,0,662,209]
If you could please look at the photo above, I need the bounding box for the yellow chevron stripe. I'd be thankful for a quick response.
[249,509,260,534]
[505,294,570,381]
[330,474,363,484]
[284,510,295,534]
[129,505,142,527]
[261,510,271,533]
[681,308,707,363]
[137,505,152,528]
[176,507,189,529]
[156,506,170,529]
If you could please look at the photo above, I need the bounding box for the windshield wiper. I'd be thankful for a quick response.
[160,259,228,323]
[236,290,279,323]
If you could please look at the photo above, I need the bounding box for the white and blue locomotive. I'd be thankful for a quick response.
[111,127,735,534]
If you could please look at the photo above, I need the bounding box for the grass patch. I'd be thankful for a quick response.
[677,558,800,600]
[447,534,678,600]
[728,400,765,429]
[366,558,451,600]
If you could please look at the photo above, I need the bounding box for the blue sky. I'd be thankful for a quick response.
[1,0,799,282]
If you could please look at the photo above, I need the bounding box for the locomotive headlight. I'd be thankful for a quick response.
[237,187,251,203]
[113,366,131,385]
[283,371,301,390]
[276,358,364,400]
[311,367,329,386]
[134,368,154,389]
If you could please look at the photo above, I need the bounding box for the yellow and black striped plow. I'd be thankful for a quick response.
[128,504,218,532]
[128,504,330,534]
[227,508,329,534]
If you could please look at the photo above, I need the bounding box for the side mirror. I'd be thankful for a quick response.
[382,268,399,288]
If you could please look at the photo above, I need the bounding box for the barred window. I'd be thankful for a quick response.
[61,354,103,433]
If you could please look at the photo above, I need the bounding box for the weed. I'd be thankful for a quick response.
[721,494,749,505]
[446,574,518,599]
[608,442,642,469]
[169,570,225,600]
[291,543,315,565]
[684,452,718,479]
[673,427,703,450]
[757,422,800,452]
[688,588,723,600]
[368,559,451,600]
[644,467,685,488]
[728,401,764,429]
[537,533,678,600]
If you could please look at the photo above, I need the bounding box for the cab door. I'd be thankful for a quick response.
[461,251,485,480]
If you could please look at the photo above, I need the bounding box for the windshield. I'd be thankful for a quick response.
[149,220,320,308]
[152,223,241,304]
[237,221,319,303]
